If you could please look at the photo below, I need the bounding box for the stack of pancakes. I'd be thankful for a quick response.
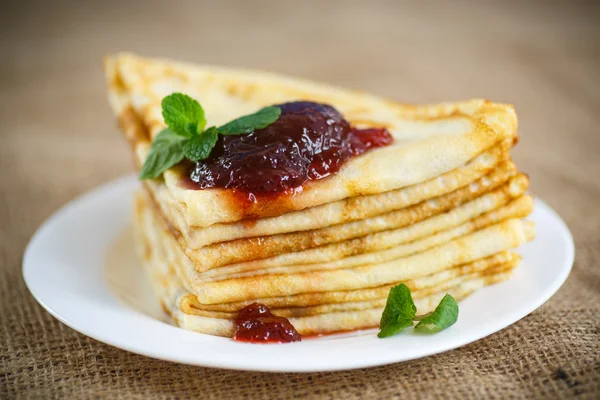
[105,53,535,337]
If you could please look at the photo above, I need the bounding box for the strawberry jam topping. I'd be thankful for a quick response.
[232,303,301,343]
[189,101,393,194]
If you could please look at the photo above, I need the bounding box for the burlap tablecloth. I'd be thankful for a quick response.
[1,1,598,398]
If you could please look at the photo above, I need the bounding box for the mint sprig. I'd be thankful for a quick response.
[415,294,459,333]
[378,284,416,338]
[162,93,206,137]
[377,284,458,338]
[138,129,187,179]
[139,93,281,180]
[183,127,219,162]
[217,106,281,135]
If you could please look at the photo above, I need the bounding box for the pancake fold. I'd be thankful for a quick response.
[106,53,517,227]
[106,53,535,338]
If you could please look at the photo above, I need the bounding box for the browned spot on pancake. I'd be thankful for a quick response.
[163,67,189,83]
[111,70,128,92]
[219,185,305,221]
[340,196,355,221]
[224,82,259,102]
[341,177,366,201]
[481,263,516,277]
[347,119,391,129]
[381,98,419,110]
[160,300,172,317]
[142,242,152,262]
[226,83,239,97]
[242,218,258,229]
[133,192,145,220]
[118,106,151,148]
[240,84,260,101]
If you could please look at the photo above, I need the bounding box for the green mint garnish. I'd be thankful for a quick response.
[378,284,416,338]
[139,93,281,180]
[415,294,459,333]
[183,127,219,162]
[377,284,458,338]
[138,129,187,179]
[161,93,206,137]
[217,106,281,135]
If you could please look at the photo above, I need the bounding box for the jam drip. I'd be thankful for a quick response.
[233,303,301,343]
[189,101,393,194]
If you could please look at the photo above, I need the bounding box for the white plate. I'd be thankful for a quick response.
[23,176,574,372]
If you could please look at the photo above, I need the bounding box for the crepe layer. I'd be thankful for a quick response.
[106,53,518,227]
[134,209,520,336]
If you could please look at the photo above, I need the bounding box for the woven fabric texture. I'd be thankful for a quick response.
[1,0,599,398]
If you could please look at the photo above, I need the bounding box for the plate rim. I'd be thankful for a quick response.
[23,175,575,372]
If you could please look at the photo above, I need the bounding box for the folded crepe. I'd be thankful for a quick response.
[135,190,535,305]
[197,194,534,281]
[134,208,520,336]
[106,53,534,339]
[105,53,517,227]
[139,172,531,280]
[145,140,511,248]
[175,162,523,271]
[182,252,520,312]
[137,189,532,288]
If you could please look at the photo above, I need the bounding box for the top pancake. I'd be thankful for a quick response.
[105,53,518,227]
[146,141,511,248]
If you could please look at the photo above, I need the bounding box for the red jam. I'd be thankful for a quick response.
[232,303,301,343]
[189,101,393,194]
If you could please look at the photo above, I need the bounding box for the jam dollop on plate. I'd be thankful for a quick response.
[189,101,393,194]
[233,303,301,343]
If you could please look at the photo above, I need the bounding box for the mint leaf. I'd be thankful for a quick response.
[184,127,219,162]
[140,94,280,181]
[415,294,459,333]
[217,106,281,135]
[139,129,188,179]
[162,93,206,137]
[377,318,413,338]
[378,284,417,338]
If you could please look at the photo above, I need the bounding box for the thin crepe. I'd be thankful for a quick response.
[145,140,511,248]
[134,193,534,304]
[181,219,534,304]
[180,161,520,271]
[134,197,522,336]
[182,264,517,319]
[181,252,519,311]
[197,194,533,281]
[173,277,512,337]
[137,175,531,282]
[106,53,518,227]
[137,228,516,336]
